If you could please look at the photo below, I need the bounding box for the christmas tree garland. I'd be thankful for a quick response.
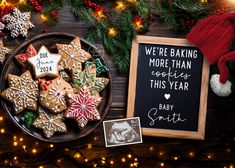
[0,0,232,72]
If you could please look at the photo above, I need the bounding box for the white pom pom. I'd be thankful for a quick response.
[210,74,232,97]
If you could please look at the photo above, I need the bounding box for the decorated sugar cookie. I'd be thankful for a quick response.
[28,45,61,79]
[1,70,39,114]
[85,58,109,75]
[71,64,109,96]
[33,106,67,138]
[0,40,11,63]
[15,44,37,69]
[65,86,101,128]
[39,77,73,113]
[56,37,91,70]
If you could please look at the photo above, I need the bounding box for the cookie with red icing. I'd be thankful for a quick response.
[65,86,101,128]
[39,77,73,113]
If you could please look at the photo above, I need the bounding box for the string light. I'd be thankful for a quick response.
[207,153,213,159]
[128,154,132,159]
[19,138,23,142]
[85,158,88,162]
[87,143,92,149]
[40,14,48,22]
[110,160,114,165]
[0,116,3,121]
[149,146,154,151]
[189,151,195,157]
[134,158,138,162]
[49,144,54,148]
[22,145,27,152]
[57,159,61,163]
[229,164,234,168]
[13,156,17,160]
[159,151,164,156]
[199,0,208,5]
[74,152,81,159]
[121,158,126,163]
[0,0,9,8]
[108,27,118,37]
[13,141,18,146]
[160,162,165,167]
[32,148,37,154]
[19,0,25,4]
[13,136,17,140]
[115,1,126,12]
[0,128,5,134]
[38,166,44,168]
[174,156,178,160]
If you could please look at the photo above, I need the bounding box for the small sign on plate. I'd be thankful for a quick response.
[103,117,143,147]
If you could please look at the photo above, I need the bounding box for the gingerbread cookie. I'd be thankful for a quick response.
[56,37,91,70]
[28,45,61,79]
[39,77,73,113]
[1,70,39,114]
[85,58,109,75]
[65,86,101,128]
[71,64,109,96]
[33,106,67,138]
[0,40,11,63]
[15,44,37,69]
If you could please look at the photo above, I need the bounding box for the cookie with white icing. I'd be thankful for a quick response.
[56,37,91,70]
[1,70,39,114]
[39,77,73,113]
[33,106,67,138]
[28,45,61,79]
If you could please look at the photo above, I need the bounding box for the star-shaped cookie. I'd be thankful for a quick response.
[71,64,109,96]
[39,77,73,113]
[1,70,39,114]
[15,44,37,69]
[65,86,101,128]
[2,8,34,38]
[56,37,91,70]
[0,40,11,63]
[28,45,61,79]
[33,107,67,138]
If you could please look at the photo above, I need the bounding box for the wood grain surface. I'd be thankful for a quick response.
[0,5,235,168]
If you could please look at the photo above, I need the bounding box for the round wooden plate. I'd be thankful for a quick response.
[0,32,112,143]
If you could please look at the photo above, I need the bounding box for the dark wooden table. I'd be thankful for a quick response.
[0,6,235,168]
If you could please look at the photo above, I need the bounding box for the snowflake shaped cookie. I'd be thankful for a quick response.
[39,77,73,113]
[1,70,39,114]
[15,44,37,69]
[56,37,91,70]
[65,86,101,128]
[28,45,61,79]
[2,8,34,38]
[0,40,11,63]
[33,106,67,138]
[71,64,109,96]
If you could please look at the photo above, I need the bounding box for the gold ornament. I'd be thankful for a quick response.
[108,27,118,37]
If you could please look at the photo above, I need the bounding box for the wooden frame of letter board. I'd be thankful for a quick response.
[127,36,209,140]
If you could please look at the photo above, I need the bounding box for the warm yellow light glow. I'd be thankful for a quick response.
[57,159,61,163]
[159,151,164,156]
[38,166,44,168]
[13,141,18,146]
[199,0,208,5]
[134,158,138,161]
[174,156,178,160]
[0,0,9,8]
[189,152,194,157]
[115,1,126,12]
[13,156,17,160]
[19,0,25,4]
[160,162,165,167]
[0,116,3,121]
[110,160,114,165]
[225,0,235,5]
[87,143,92,149]
[101,160,106,164]
[13,136,17,140]
[74,153,81,159]
[128,0,137,4]
[121,158,126,162]
[19,138,23,142]
[40,14,48,22]
[0,128,5,134]
[85,158,88,162]
[229,164,234,168]
[32,148,37,154]
[102,157,106,160]
[207,154,212,159]
[130,163,134,167]
[149,146,154,151]
[108,27,118,37]
[22,145,26,151]
[50,144,54,148]
[93,136,97,141]
[134,162,138,167]
[128,154,132,158]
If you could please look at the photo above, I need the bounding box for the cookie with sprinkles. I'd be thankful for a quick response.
[71,64,109,96]
[1,70,39,114]
[56,37,91,70]
[65,86,101,128]
[39,77,73,113]
[33,106,67,138]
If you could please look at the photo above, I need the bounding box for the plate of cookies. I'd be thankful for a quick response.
[0,32,112,143]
